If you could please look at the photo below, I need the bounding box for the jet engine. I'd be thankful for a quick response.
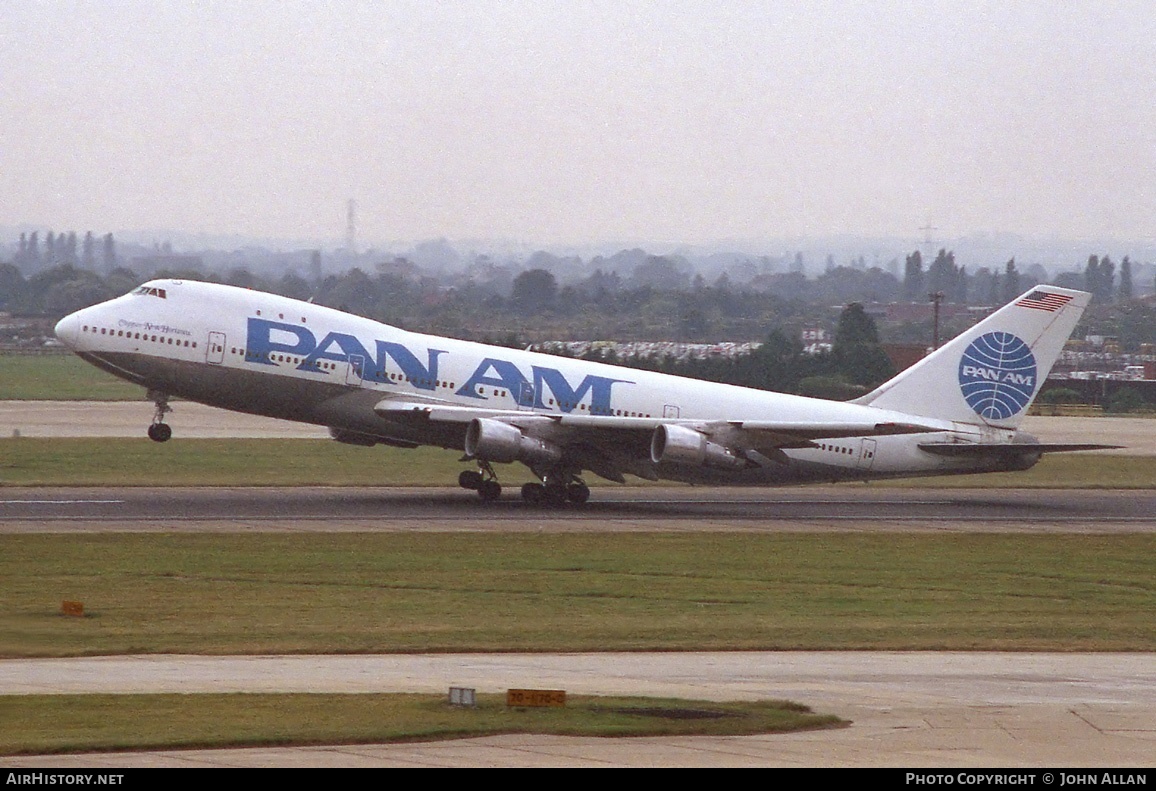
[650,424,747,470]
[464,418,562,466]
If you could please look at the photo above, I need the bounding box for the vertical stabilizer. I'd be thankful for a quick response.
[854,287,1090,428]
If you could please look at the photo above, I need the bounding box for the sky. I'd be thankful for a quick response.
[2,1,1154,249]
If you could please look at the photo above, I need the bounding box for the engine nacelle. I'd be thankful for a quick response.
[650,424,747,470]
[464,418,562,467]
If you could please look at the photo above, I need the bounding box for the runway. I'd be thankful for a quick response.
[3,485,1156,533]
[0,400,329,439]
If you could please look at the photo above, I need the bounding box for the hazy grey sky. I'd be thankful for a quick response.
[2,1,1154,247]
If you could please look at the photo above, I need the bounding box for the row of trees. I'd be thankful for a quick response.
[900,249,1142,306]
[12,231,117,273]
[4,225,1147,309]
[0,261,817,344]
[5,243,1156,359]
[1082,254,1133,303]
[902,249,1026,305]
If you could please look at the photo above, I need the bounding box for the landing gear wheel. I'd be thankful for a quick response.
[477,479,502,501]
[521,482,544,503]
[147,389,172,443]
[462,460,502,501]
[542,483,567,506]
[566,482,590,504]
[458,470,484,490]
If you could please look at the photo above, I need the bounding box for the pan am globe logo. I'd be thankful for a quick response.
[958,332,1037,421]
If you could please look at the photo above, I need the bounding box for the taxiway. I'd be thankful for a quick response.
[1,652,1153,767]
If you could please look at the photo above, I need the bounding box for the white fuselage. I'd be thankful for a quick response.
[55,279,1029,486]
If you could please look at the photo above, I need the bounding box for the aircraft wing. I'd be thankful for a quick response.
[374,398,942,472]
[374,399,938,441]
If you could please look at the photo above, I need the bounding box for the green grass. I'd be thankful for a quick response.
[876,453,1156,489]
[3,533,1154,657]
[0,355,143,401]
[0,438,538,487]
[2,436,1155,487]
[0,693,843,756]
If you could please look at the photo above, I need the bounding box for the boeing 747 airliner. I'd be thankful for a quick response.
[54,281,1108,503]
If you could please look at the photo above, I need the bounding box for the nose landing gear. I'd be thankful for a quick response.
[147,390,172,443]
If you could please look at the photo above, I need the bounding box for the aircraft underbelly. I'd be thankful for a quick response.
[93,351,469,449]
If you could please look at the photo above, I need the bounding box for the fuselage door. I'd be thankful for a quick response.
[517,381,536,410]
[206,332,226,365]
[346,354,366,386]
[663,404,681,419]
[859,438,877,470]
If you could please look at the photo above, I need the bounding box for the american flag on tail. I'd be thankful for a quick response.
[1016,291,1073,312]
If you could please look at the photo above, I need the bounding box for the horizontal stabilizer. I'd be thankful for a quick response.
[919,442,1120,457]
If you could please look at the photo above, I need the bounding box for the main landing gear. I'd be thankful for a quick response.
[458,461,590,506]
[147,390,172,443]
[520,475,590,506]
[458,461,502,501]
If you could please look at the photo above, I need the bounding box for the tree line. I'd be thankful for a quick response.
[12,231,117,272]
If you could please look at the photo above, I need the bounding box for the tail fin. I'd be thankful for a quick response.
[854,287,1090,428]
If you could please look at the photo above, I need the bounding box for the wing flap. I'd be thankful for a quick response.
[374,399,543,424]
[727,420,941,441]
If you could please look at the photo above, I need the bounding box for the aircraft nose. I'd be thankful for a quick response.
[54,311,83,349]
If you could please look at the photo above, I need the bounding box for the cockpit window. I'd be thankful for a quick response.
[133,286,168,299]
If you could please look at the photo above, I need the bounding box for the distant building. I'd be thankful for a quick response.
[884,302,972,322]
[882,343,929,373]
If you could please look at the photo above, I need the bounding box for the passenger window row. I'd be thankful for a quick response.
[819,443,857,455]
[234,348,461,389]
[82,325,196,348]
